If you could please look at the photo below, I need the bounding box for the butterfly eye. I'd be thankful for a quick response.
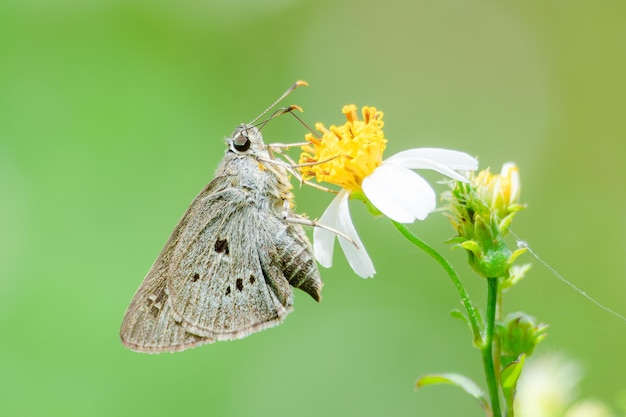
[233,130,251,152]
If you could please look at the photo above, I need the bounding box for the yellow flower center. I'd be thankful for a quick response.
[299,105,387,192]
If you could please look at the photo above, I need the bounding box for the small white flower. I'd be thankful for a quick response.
[313,148,477,278]
[300,105,478,278]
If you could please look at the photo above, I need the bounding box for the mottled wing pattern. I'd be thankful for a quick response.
[119,274,211,353]
[166,195,294,340]
[120,154,322,352]
[166,184,322,340]
[119,186,218,352]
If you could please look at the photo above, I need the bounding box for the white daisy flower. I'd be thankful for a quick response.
[300,105,478,278]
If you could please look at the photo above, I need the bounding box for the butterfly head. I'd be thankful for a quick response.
[228,124,267,156]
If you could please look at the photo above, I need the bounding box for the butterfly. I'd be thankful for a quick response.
[120,81,323,353]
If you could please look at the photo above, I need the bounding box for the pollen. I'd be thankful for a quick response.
[299,105,387,192]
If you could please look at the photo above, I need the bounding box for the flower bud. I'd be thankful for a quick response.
[444,163,526,278]
[498,312,548,364]
[475,162,522,222]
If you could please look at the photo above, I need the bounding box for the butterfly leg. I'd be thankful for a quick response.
[260,149,338,194]
[280,200,359,249]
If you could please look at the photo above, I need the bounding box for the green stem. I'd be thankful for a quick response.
[391,221,481,344]
[495,285,503,394]
[483,277,502,417]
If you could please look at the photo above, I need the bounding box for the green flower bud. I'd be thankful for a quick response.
[498,312,548,364]
[444,163,527,278]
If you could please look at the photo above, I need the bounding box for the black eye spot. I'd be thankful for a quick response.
[191,273,200,282]
[249,275,255,285]
[233,130,251,152]
[236,278,244,292]
[225,286,231,296]
[215,238,229,255]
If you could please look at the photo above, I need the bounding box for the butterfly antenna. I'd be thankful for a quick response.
[283,107,319,138]
[249,80,308,125]
[255,103,319,139]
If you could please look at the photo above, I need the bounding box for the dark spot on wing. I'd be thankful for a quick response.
[225,286,231,296]
[236,278,244,292]
[215,238,229,255]
[191,273,200,282]
[149,304,160,319]
[249,275,255,285]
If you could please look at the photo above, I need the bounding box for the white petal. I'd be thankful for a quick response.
[362,164,436,223]
[385,148,478,182]
[501,162,520,205]
[313,191,344,268]
[334,190,376,278]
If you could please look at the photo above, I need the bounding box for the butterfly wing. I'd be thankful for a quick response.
[120,180,251,352]
[119,273,212,353]
[120,179,322,351]
[165,196,294,340]
[119,186,220,352]
[164,174,324,340]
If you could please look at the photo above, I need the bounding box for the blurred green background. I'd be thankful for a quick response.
[1,0,625,416]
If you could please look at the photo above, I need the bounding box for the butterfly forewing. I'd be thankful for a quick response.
[119,197,216,352]
[166,201,294,340]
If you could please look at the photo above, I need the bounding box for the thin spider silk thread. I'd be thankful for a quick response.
[511,231,626,324]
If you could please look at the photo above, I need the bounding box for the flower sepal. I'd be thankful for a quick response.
[460,214,513,279]
[501,263,532,291]
[351,190,384,218]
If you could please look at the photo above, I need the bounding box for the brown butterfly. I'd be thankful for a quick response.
[120,82,323,353]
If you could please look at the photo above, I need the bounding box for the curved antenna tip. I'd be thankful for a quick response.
[287,104,304,113]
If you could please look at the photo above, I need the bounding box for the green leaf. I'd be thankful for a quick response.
[450,309,468,324]
[416,373,490,413]
[501,354,526,391]
[502,354,526,413]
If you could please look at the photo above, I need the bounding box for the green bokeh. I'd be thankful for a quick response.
[1,1,625,416]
